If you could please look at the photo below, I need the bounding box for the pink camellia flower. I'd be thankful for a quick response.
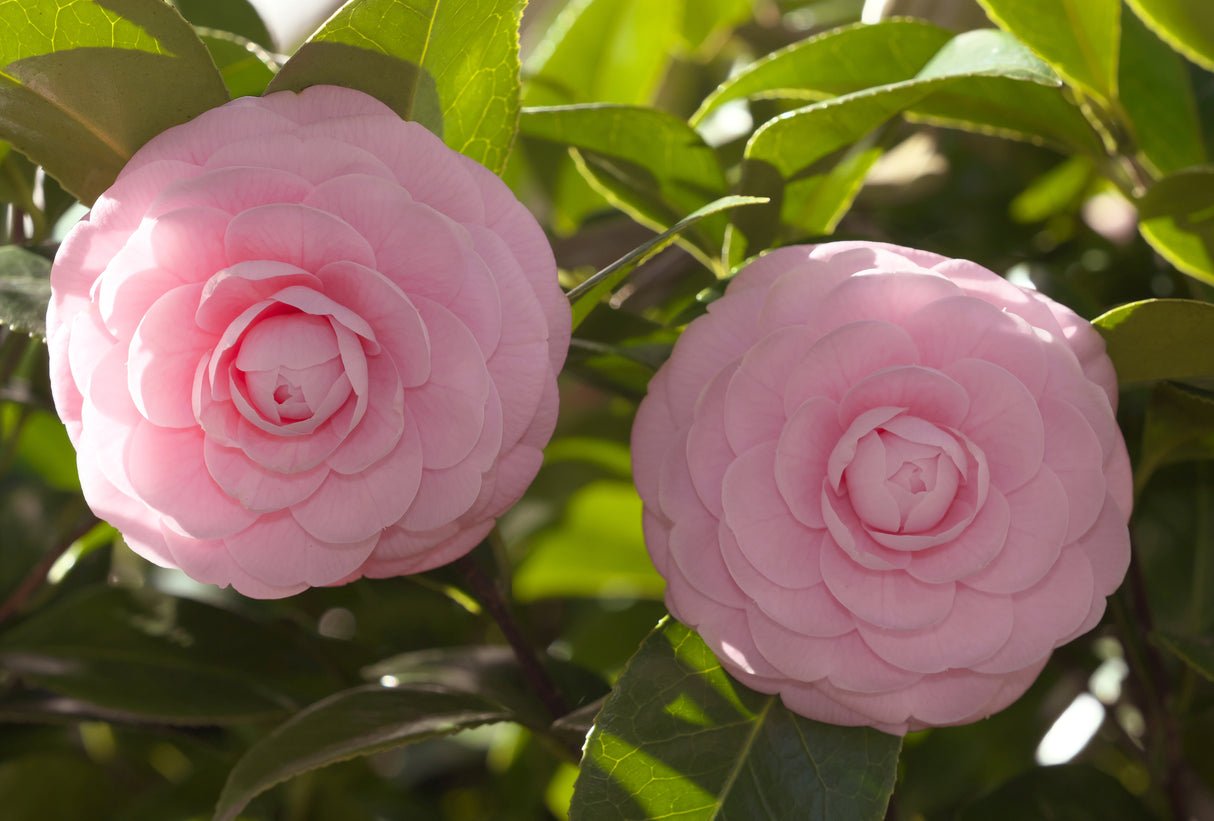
[631,242,1131,734]
[48,86,569,598]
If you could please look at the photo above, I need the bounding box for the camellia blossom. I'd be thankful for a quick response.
[47,86,570,598]
[631,242,1131,734]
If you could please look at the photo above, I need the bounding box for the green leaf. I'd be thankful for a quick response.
[200,31,278,98]
[0,0,230,204]
[212,684,514,821]
[570,618,901,820]
[1135,383,1214,496]
[0,586,334,724]
[521,105,731,268]
[267,0,525,174]
[1153,630,1214,682]
[1137,169,1214,287]
[956,764,1156,821]
[170,0,275,50]
[975,0,1121,105]
[568,195,768,328]
[0,753,117,821]
[0,246,50,337]
[514,480,666,602]
[1093,298,1214,386]
[678,0,751,56]
[1126,0,1214,73]
[523,0,680,107]
[691,19,953,127]
[1118,8,1205,176]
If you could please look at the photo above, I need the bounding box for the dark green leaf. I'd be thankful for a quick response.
[1093,298,1214,385]
[976,0,1120,105]
[1118,8,1205,176]
[570,618,901,821]
[523,0,680,107]
[567,195,767,327]
[514,481,665,602]
[0,586,335,723]
[212,684,513,821]
[956,764,1155,821]
[0,0,229,204]
[691,19,952,126]
[0,246,50,337]
[0,752,116,821]
[1126,0,1214,73]
[268,0,524,174]
[170,0,275,50]
[1137,169,1214,286]
[200,31,278,98]
[521,105,731,268]
[1136,383,1214,496]
[1153,631,1214,682]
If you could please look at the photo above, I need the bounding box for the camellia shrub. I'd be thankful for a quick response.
[0,1,1212,820]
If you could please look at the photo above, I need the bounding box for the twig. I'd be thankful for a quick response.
[453,554,570,723]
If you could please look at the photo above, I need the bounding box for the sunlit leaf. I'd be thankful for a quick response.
[678,0,751,56]
[268,0,525,174]
[570,618,901,820]
[170,0,275,50]
[1137,169,1214,287]
[213,684,513,821]
[0,0,229,204]
[1126,0,1214,73]
[200,31,278,98]
[1010,156,1096,223]
[1118,9,1205,176]
[1093,298,1214,385]
[0,246,50,337]
[976,0,1121,105]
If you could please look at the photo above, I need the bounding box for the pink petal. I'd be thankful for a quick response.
[663,510,749,608]
[361,518,495,577]
[126,422,259,539]
[325,355,406,474]
[943,358,1045,491]
[906,484,1011,584]
[965,467,1068,594]
[195,260,322,334]
[822,631,923,693]
[206,132,393,184]
[858,585,1013,674]
[718,520,826,604]
[129,103,295,167]
[630,369,678,507]
[782,319,920,413]
[722,326,814,453]
[127,284,213,428]
[805,270,963,337]
[775,396,845,529]
[820,539,956,630]
[223,511,379,587]
[745,607,849,681]
[903,295,1048,396]
[838,366,970,430]
[224,203,377,273]
[75,450,175,568]
[289,413,424,542]
[751,579,856,638]
[1074,492,1131,598]
[685,368,737,518]
[970,546,1095,675]
[933,258,1066,337]
[754,246,906,330]
[203,437,328,511]
[721,444,827,586]
[1039,395,1108,543]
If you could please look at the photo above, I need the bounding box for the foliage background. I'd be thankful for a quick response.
[1,0,1214,819]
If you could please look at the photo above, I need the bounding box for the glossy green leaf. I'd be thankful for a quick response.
[570,618,901,820]
[1126,0,1214,72]
[0,246,50,337]
[0,404,79,490]
[1118,8,1205,175]
[1137,169,1214,287]
[170,0,275,49]
[568,195,767,327]
[523,0,680,107]
[514,481,665,602]
[678,0,751,56]
[0,0,229,204]
[200,31,278,98]
[0,586,334,723]
[976,0,1120,104]
[956,764,1155,821]
[1136,383,1214,496]
[1093,298,1214,385]
[213,684,514,821]
[1010,156,1095,223]
[1153,631,1214,682]
[522,105,731,267]
[691,19,953,126]
[268,0,524,174]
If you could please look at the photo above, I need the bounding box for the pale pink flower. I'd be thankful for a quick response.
[631,242,1131,734]
[48,86,569,598]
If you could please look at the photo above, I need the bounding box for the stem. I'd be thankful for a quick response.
[0,513,98,627]
[453,554,571,723]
